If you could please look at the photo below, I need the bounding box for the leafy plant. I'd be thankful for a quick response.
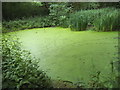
[2,2,49,20]
[49,2,71,27]
[2,35,52,89]
[2,16,54,33]
[71,2,99,11]
[86,59,120,88]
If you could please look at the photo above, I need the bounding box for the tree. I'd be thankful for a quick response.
[2,2,49,20]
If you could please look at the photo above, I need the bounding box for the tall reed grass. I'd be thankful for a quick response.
[70,11,88,31]
[94,9,120,31]
[69,8,120,31]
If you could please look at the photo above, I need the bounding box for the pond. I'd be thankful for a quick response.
[5,27,118,85]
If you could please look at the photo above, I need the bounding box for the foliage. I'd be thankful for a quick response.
[2,2,119,21]
[2,35,52,89]
[71,2,119,11]
[86,59,120,88]
[94,9,120,31]
[69,8,103,31]
[3,2,72,33]
[87,71,105,88]
[49,2,72,27]
[2,2,49,20]
[98,2,120,8]
[2,16,55,33]
[69,8,120,31]
[70,10,89,31]
[2,4,120,32]
[71,2,100,11]
[70,15,87,31]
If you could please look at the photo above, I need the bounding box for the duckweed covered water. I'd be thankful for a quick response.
[6,27,118,85]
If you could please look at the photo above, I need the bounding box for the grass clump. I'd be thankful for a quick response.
[94,9,120,31]
[69,8,105,31]
[70,11,89,31]
[69,7,120,31]
[2,35,52,89]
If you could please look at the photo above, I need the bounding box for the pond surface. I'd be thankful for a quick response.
[6,27,118,84]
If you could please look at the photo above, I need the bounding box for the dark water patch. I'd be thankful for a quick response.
[113,37,120,39]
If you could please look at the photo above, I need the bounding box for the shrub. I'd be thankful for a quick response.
[2,16,55,33]
[49,2,71,27]
[2,2,49,20]
[2,35,52,89]
[71,2,100,11]
[86,61,120,88]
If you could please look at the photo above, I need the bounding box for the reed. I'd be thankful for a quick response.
[69,8,120,31]
[94,9,120,31]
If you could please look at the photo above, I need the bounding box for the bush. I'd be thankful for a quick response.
[2,35,52,89]
[2,16,55,33]
[71,2,100,11]
[49,2,71,27]
[2,2,49,20]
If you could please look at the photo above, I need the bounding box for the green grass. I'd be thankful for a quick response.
[5,27,118,88]
[94,9,120,31]
[70,8,120,31]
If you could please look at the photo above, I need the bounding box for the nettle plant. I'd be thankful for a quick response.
[2,35,52,89]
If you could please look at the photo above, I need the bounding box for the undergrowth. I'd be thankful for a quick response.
[2,35,52,89]
[2,16,54,33]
